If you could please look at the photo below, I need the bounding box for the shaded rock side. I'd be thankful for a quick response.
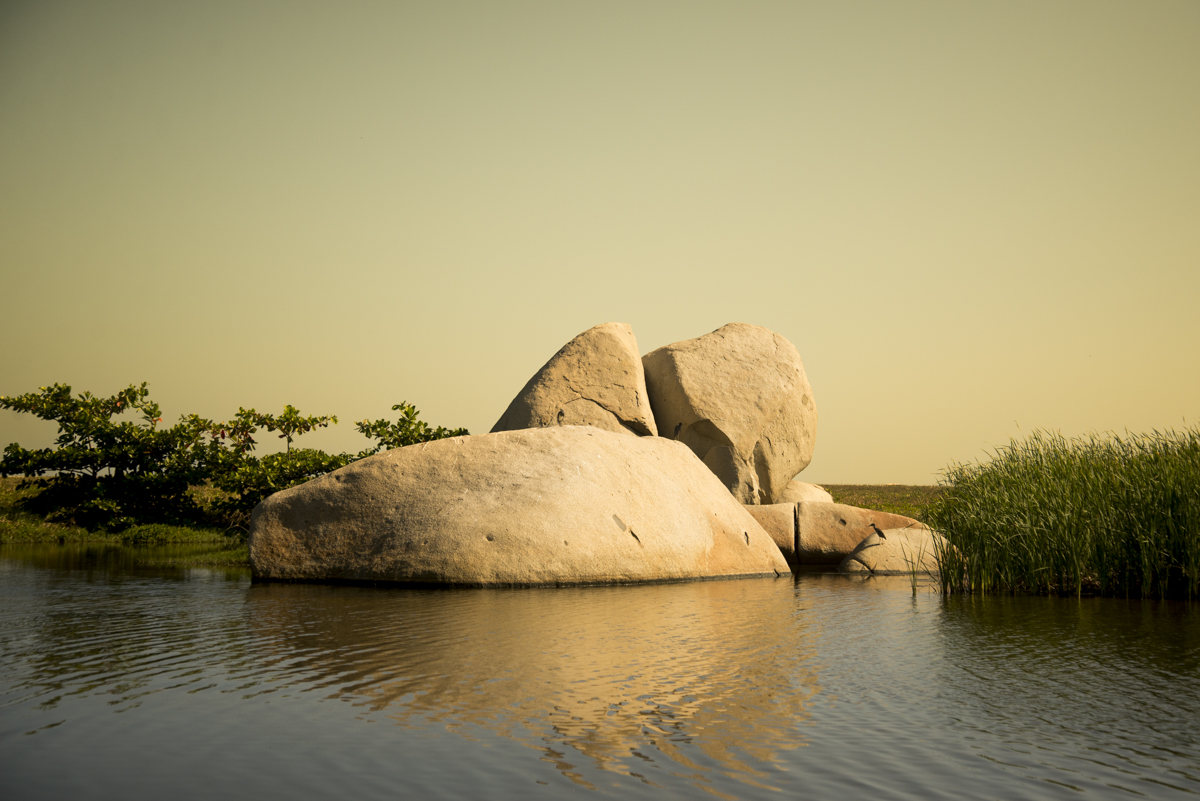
[492,322,657,437]
[249,426,788,586]
[796,502,925,565]
[839,528,947,576]
[642,323,816,504]
[776,480,833,504]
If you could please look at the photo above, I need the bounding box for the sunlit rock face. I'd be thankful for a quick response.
[642,323,817,505]
[491,322,657,437]
[776,480,833,504]
[249,426,787,586]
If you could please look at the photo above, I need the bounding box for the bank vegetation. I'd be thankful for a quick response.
[928,427,1200,599]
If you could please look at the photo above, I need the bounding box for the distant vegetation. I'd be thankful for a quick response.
[927,428,1200,599]
[0,383,468,536]
[823,484,942,522]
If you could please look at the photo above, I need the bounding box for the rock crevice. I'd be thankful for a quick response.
[642,323,817,504]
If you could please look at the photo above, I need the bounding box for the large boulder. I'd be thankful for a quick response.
[641,323,816,504]
[796,502,925,565]
[743,503,798,566]
[249,426,788,586]
[839,527,947,576]
[776,480,833,504]
[492,322,657,437]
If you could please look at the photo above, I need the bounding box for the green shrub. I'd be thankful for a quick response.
[0,384,217,529]
[206,401,468,518]
[927,427,1200,599]
[355,402,469,453]
[204,403,347,519]
[1,385,468,531]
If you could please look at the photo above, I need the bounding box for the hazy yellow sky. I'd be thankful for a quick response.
[2,0,1197,484]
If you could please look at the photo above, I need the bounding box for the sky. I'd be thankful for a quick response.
[1,0,1197,484]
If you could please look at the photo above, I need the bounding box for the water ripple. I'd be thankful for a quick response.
[2,546,1199,799]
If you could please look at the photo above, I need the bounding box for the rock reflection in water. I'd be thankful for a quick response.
[243,577,818,788]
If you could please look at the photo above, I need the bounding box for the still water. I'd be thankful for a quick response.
[2,545,1198,800]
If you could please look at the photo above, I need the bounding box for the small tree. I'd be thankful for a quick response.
[2,385,470,529]
[213,405,337,453]
[206,401,467,518]
[207,405,344,517]
[0,383,218,529]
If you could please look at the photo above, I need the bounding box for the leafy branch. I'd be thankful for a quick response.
[1,384,467,530]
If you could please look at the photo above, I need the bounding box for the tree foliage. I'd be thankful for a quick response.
[213,405,338,454]
[0,384,467,530]
[0,384,217,529]
[355,402,469,453]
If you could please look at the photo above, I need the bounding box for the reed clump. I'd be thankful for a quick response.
[926,427,1200,599]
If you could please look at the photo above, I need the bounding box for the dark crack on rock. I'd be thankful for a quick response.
[559,395,653,436]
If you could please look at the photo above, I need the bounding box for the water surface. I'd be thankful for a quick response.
[2,544,1198,799]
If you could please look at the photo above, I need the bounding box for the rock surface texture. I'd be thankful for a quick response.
[796,502,925,565]
[776,480,833,504]
[642,323,816,504]
[743,503,798,566]
[249,426,788,586]
[492,322,657,437]
[839,528,946,576]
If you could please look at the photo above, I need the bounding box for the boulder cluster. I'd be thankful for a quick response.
[250,322,943,586]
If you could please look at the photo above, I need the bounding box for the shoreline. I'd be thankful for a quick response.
[1,477,940,570]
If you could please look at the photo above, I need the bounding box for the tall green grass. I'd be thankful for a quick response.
[926,428,1200,599]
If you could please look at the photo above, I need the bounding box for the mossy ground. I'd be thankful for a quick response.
[1,476,248,566]
[134,546,251,568]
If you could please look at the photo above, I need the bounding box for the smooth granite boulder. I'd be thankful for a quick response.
[796,502,925,565]
[839,527,947,576]
[776,480,833,504]
[642,323,816,504]
[743,503,798,566]
[492,322,657,437]
[249,426,788,586]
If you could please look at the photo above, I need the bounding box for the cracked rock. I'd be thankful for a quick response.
[642,323,817,504]
[744,500,925,570]
[491,322,657,437]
